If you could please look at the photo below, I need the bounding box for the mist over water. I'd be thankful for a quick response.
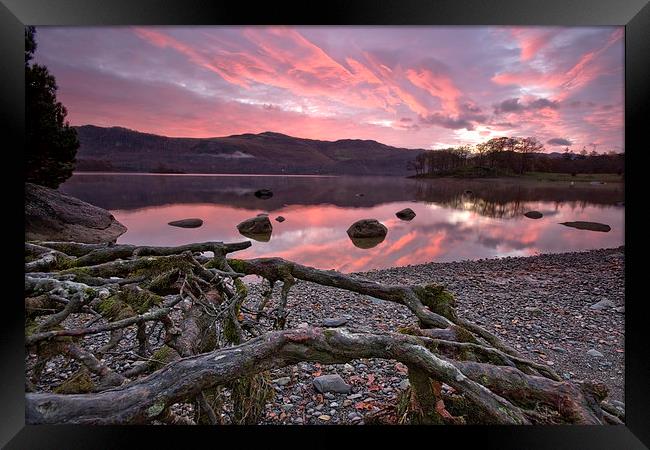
[60,173,624,273]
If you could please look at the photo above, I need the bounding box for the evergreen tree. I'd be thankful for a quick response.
[25,26,79,188]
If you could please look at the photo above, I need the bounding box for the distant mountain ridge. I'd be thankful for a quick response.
[74,125,426,176]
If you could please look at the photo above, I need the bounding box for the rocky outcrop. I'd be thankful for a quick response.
[25,182,127,244]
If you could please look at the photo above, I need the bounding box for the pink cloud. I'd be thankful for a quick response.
[405,67,462,115]
[492,29,623,101]
[509,28,557,61]
[34,26,624,152]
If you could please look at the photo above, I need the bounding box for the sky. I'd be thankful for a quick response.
[34,26,624,152]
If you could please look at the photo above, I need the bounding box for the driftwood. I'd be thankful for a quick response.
[24,239,617,425]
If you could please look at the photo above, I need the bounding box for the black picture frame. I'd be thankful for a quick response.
[2,0,647,448]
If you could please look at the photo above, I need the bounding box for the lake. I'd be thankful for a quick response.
[60,173,624,273]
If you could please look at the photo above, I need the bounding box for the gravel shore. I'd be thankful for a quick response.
[28,246,625,425]
[254,246,625,424]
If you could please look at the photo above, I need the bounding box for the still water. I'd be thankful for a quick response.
[60,173,624,273]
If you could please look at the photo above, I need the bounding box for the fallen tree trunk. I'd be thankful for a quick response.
[27,327,534,425]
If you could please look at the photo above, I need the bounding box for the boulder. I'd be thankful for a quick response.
[25,183,127,244]
[254,189,273,199]
[524,211,543,219]
[346,219,387,239]
[395,208,416,221]
[275,216,286,223]
[168,218,203,228]
[586,349,604,358]
[313,374,351,394]
[560,221,611,232]
[237,215,273,242]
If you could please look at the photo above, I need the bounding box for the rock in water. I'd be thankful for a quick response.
[168,218,203,228]
[25,183,127,244]
[395,208,416,221]
[313,374,351,394]
[322,317,348,327]
[347,219,387,239]
[237,215,273,242]
[275,216,286,223]
[559,221,611,232]
[347,219,387,249]
[254,189,273,199]
[524,211,543,219]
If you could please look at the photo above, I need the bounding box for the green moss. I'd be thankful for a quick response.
[144,269,179,294]
[130,256,193,279]
[25,319,39,337]
[227,259,247,274]
[397,326,421,335]
[54,255,78,270]
[97,295,129,320]
[451,325,479,344]
[97,287,162,320]
[59,267,98,284]
[53,368,95,394]
[222,317,241,345]
[151,345,178,370]
[322,329,336,339]
[147,401,166,418]
[125,289,163,314]
[415,284,457,320]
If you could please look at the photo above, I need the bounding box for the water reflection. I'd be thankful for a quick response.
[349,236,387,249]
[60,174,624,272]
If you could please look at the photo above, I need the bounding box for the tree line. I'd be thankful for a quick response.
[408,136,624,177]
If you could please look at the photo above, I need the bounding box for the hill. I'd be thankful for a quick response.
[74,125,425,176]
